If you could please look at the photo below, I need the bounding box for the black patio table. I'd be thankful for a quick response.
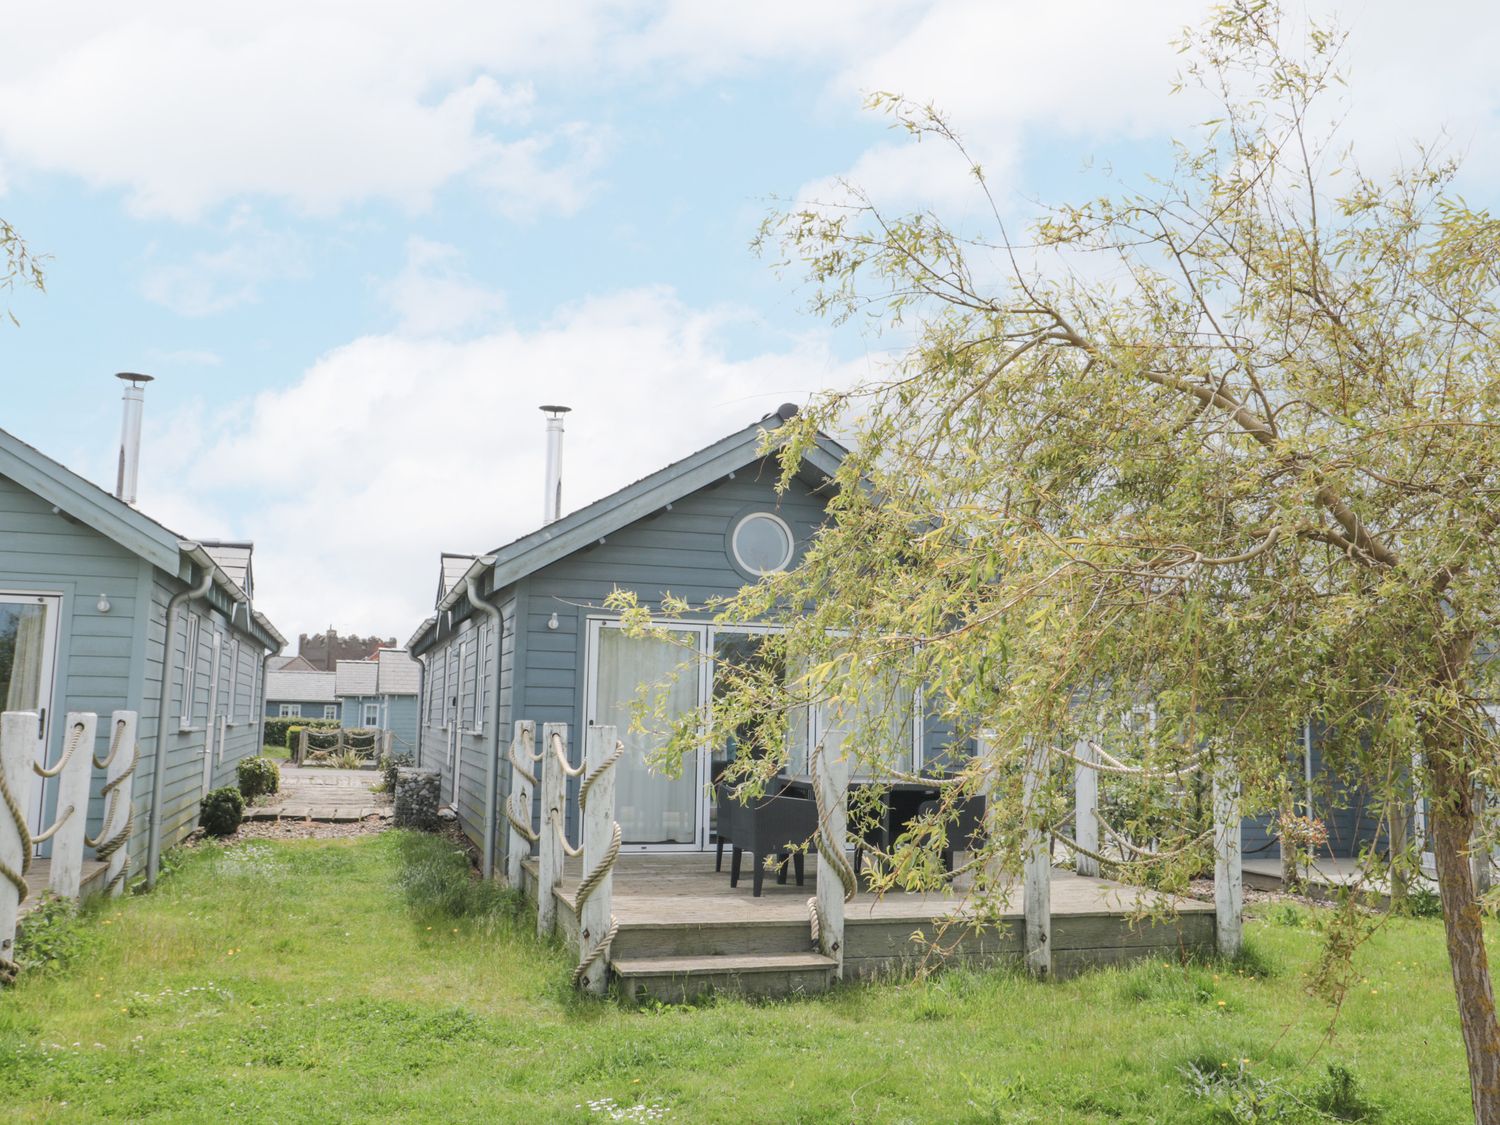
[781,773,959,876]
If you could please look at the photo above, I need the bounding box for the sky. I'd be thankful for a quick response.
[2,1,1498,649]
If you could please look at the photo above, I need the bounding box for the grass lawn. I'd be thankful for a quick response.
[259,743,290,762]
[0,832,1473,1124]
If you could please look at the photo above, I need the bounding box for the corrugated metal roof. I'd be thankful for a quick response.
[335,659,379,696]
[376,648,421,695]
[265,669,337,703]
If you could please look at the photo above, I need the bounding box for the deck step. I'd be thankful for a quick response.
[611,952,836,1003]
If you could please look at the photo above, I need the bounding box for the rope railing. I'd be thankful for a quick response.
[570,735,624,992]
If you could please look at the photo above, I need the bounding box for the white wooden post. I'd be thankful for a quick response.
[813,742,850,977]
[978,733,1006,893]
[1073,737,1100,878]
[506,721,536,890]
[297,729,309,766]
[46,713,97,901]
[97,712,138,897]
[0,711,36,979]
[536,722,567,938]
[383,730,394,759]
[1213,759,1243,958]
[1022,739,1052,978]
[577,724,617,996]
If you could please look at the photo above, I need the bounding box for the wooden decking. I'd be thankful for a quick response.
[243,766,394,822]
[17,858,109,918]
[525,852,1217,1001]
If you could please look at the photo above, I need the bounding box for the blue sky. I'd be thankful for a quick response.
[2,1,1496,646]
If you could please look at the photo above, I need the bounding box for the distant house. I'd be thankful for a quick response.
[267,654,318,674]
[263,669,338,721]
[335,649,421,751]
[0,424,284,886]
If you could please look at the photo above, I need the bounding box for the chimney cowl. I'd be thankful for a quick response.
[541,405,570,525]
[114,373,153,505]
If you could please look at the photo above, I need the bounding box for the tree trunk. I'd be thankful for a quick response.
[1429,748,1500,1123]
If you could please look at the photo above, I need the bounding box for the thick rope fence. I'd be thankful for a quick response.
[1,710,140,985]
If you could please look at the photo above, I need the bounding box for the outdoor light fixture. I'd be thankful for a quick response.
[96,593,112,614]
[547,612,560,630]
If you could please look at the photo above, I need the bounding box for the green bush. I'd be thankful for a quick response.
[237,756,281,800]
[200,786,245,837]
[12,893,95,980]
[379,751,414,792]
[263,715,339,748]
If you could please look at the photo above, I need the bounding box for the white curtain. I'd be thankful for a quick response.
[3,603,48,712]
[595,627,700,844]
[816,667,915,778]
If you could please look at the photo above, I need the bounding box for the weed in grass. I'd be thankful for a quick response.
[1311,1064,1381,1122]
[580,1096,670,1121]
[1399,887,1442,920]
[12,893,96,977]
[394,830,526,929]
[1267,903,1311,929]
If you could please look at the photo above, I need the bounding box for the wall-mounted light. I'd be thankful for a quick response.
[96,593,112,614]
[547,612,560,630]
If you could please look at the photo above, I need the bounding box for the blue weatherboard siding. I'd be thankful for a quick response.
[0,470,278,870]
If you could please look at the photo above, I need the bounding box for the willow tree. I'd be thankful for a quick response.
[0,218,44,325]
[617,1,1500,1117]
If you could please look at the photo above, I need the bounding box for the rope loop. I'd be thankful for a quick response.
[550,731,585,779]
[809,744,857,904]
[571,913,620,989]
[0,751,33,903]
[32,720,87,780]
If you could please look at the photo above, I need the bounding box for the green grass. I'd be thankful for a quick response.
[0,834,1473,1123]
[259,742,290,761]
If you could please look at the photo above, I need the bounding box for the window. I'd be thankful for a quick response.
[179,612,201,730]
[324,704,338,720]
[363,702,380,729]
[279,703,298,718]
[730,512,795,576]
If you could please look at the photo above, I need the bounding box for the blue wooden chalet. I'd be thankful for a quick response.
[407,405,944,869]
[0,425,284,888]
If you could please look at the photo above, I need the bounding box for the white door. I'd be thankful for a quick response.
[585,620,708,849]
[0,593,62,834]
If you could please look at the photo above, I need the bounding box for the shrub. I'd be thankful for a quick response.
[379,751,414,792]
[237,756,281,800]
[200,786,245,837]
[12,893,95,980]
[333,747,365,770]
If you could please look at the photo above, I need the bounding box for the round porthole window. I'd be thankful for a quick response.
[731,512,795,576]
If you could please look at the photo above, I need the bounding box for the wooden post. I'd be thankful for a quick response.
[0,711,36,977]
[1213,760,1243,958]
[383,730,394,758]
[978,733,1006,893]
[46,713,97,901]
[536,722,567,938]
[577,724,617,996]
[98,712,138,897]
[506,721,536,890]
[1472,782,1492,897]
[1022,739,1051,978]
[1073,738,1100,878]
[813,742,850,978]
[296,729,308,766]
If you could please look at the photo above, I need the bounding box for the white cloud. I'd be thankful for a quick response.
[139,217,305,316]
[377,238,507,337]
[135,285,859,643]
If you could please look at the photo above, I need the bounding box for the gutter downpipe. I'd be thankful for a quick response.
[146,566,214,889]
[465,561,503,880]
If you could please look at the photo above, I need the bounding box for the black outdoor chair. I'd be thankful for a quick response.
[715,781,818,897]
[916,795,987,872]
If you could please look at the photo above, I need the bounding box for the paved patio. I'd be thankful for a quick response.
[244,766,393,822]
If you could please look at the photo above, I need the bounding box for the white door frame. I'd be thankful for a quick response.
[584,617,711,852]
[0,591,63,835]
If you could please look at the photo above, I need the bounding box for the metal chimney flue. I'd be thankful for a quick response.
[114,373,154,505]
[540,405,570,525]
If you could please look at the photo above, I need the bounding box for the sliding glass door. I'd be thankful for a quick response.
[0,593,61,836]
[587,622,706,847]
